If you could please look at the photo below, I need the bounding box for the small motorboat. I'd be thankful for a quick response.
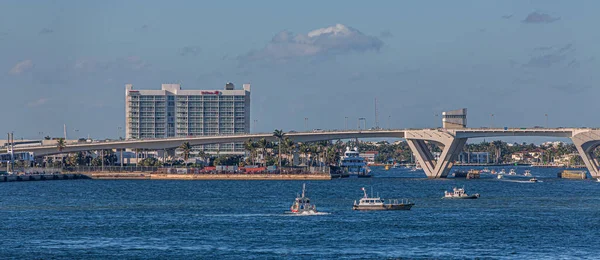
[500,169,506,174]
[481,168,490,173]
[285,183,317,214]
[443,187,480,199]
[529,178,539,183]
[353,187,414,210]
[508,169,516,175]
[491,169,497,174]
[523,170,532,177]
[596,178,600,182]
[497,174,503,179]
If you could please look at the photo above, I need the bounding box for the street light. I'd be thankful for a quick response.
[345,117,348,130]
[117,126,122,140]
[388,115,391,130]
[304,117,308,131]
[358,118,366,130]
[545,114,548,128]
[490,114,494,128]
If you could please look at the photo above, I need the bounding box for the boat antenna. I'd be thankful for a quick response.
[361,187,367,198]
[302,183,306,198]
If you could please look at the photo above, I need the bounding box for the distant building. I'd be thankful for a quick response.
[360,151,379,164]
[442,108,467,129]
[458,151,489,164]
[125,83,251,154]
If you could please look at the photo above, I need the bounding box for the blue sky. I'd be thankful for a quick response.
[1,0,598,141]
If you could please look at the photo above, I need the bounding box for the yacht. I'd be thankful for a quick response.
[443,187,480,199]
[339,147,371,178]
[523,170,532,177]
[508,169,516,175]
[286,183,317,214]
[352,187,414,211]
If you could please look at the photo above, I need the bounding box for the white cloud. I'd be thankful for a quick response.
[74,56,150,72]
[27,98,49,107]
[238,24,383,64]
[9,60,34,75]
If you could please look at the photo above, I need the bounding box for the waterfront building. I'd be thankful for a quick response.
[125,83,250,154]
[458,151,489,164]
[359,151,378,164]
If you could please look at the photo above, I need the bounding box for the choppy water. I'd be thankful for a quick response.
[1,166,599,259]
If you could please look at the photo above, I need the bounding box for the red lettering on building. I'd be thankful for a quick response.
[201,91,221,95]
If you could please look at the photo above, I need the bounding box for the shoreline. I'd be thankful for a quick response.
[86,172,332,180]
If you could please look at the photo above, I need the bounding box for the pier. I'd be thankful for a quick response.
[1,173,90,182]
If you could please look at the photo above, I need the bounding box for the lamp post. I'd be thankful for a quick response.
[490,114,494,128]
[345,117,348,130]
[117,126,122,140]
[388,115,391,130]
[304,117,308,131]
[358,118,366,130]
[545,114,548,128]
[253,119,258,133]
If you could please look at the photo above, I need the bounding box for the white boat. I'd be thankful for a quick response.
[508,169,516,175]
[285,183,317,214]
[497,174,503,179]
[443,187,480,199]
[596,178,600,182]
[500,169,506,174]
[339,147,371,177]
[353,187,414,211]
[481,168,490,173]
[523,170,532,177]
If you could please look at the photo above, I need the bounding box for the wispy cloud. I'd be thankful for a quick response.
[238,24,383,65]
[179,46,201,56]
[380,29,393,38]
[27,98,49,107]
[523,44,574,68]
[74,56,150,72]
[9,60,34,75]
[39,28,53,34]
[501,14,514,19]
[522,12,560,24]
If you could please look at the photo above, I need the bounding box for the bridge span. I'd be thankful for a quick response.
[10,128,600,178]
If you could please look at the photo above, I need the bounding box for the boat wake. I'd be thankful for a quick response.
[284,212,330,216]
[501,180,543,183]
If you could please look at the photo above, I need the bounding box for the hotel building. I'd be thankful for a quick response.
[125,82,250,154]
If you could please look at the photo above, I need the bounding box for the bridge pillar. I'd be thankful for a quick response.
[405,129,467,178]
[571,131,600,178]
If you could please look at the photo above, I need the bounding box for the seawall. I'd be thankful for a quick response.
[86,172,332,181]
[1,174,90,182]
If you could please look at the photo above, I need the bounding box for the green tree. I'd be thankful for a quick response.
[56,138,66,152]
[244,139,257,165]
[179,142,192,161]
[258,138,268,167]
[273,129,285,169]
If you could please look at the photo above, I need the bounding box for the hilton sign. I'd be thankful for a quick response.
[201,91,221,95]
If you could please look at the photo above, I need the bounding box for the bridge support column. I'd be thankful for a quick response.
[405,130,467,178]
[571,131,600,178]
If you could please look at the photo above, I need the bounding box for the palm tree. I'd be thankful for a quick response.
[283,137,296,166]
[258,138,268,167]
[56,138,66,152]
[244,139,257,165]
[273,129,285,169]
[179,142,192,161]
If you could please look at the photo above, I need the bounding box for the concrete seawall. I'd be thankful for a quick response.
[1,174,90,182]
[86,172,331,180]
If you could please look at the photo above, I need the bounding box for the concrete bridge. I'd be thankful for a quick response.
[10,127,600,178]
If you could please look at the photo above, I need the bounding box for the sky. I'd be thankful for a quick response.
[1,0,599,142]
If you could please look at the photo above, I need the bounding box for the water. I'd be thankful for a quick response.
[1,166,599,259]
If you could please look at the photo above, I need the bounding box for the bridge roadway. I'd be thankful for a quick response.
[10,127,600,178]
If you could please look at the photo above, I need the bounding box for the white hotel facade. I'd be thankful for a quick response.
[125,82,250,154]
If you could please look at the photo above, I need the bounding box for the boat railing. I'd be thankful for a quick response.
[387,198,411,205]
